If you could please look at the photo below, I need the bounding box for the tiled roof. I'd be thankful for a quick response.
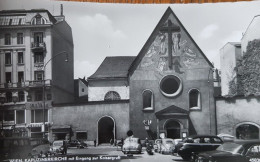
[88,56,136,80]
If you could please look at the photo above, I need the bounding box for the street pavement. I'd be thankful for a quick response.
[67,145,190,162]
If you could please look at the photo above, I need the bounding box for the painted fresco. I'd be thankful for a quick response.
[138,16,207,73]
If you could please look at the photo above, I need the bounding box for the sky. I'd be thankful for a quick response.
[0,0,260,79]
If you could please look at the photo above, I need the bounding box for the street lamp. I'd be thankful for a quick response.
[42,51,68,140]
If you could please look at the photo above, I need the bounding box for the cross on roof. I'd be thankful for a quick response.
[160,19,180,69]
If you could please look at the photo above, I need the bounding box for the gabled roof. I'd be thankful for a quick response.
[88,56,136,80]
[128,7,214,75]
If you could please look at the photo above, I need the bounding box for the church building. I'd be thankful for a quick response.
[51,7,216,143]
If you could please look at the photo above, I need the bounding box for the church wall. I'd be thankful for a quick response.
[129,70,216,139]
[50,102,130,142]
[88,79,129,101]
[216,96,260,138]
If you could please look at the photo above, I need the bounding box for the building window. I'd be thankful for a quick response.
[31,109,48,123]
[18,18,22,25]
[5,33,11,45]
[189,89,201,110]
[47,94,52,100]
[18,52,24,64]
[17,33,23,44]
[82,88,84,92]
[16,110,25,124]
[5,72,11,83]
[34,71,44,81]
[6,92,12,103]
[236,124,259,140]
[4,110,14,121]
[34,32,43,43]
[143,90,153,110]
[34,52,44,63]
[31,14,46,25]
[18,91,25,102]
[104,91,121,101]
[160,75,182,97]
[5,53,11,65]
[35,91,43,101]
[18,72,24,83]
[9,19,12,25]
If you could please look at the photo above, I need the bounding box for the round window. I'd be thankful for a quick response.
[160,75,182,97]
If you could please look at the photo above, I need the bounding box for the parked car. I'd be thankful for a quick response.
[68,140,87,148]
[172,138,182,153]
[177,135,223,160]
[217,133,235,142]
[153,139,162,152]
[49,140,67,155]
[122,137,142,154]
[194,140,260,162]
[159,138,175,154]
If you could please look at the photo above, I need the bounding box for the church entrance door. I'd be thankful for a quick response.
[98,116,115,145]
[165,119,181,139]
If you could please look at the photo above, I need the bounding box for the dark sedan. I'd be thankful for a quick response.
[177,135,223,160]
[194,140,260,162]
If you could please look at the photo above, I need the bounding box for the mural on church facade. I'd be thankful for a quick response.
[139,18,205,73]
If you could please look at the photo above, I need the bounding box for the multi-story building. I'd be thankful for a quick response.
[0,7,74,140]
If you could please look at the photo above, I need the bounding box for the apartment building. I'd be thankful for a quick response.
[0,7,74,140]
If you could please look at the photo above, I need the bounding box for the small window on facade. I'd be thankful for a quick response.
[16,110,25,124]
[18,91,25,102]
[6,92,12,103]
[35,91,43,101]
[9,19,12,25]
[82,88,85,92]
[189,89,201,110]
[18,52,24,64]
[34,71,44,81]
[18,72,24,83]
[4,110,14,121]
[47,94,52,100]
[5,72,11,83]
[34,32,43,43]
[34,52,44,63]
[31,109,48,123]
[104,91,121,101]
[17,33,23,44]
[5,53,11,65]
[5,33,11,45]
[143,90,153,110]
[18,18,22,25]
[36,16,41,25]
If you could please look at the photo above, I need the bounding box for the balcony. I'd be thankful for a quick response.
[31,42,46,52]
[0,80,52,89]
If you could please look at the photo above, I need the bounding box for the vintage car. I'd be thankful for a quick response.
[122,137,142,154]
[68,139,87,148]
[194,140,260,162]
[159,138,175,154]
[49,140,66,155]
[177,135,223,160]
[217,133,235,142]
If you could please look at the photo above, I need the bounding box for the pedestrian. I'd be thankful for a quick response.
[94,139,96,147]
[63,141,67,155]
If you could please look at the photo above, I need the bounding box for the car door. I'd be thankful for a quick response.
[245,144,260,162]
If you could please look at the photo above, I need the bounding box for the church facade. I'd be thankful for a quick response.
[50,7,216,143]
[128,7,216,139]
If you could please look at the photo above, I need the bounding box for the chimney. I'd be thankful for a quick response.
[60,4,63,16]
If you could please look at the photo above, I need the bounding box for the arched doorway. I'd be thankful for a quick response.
[98,116,115,144]
[236,123,260,139]
[164,119,181,139]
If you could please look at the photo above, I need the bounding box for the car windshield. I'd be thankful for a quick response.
[53,141,63,146]
[217,143,244,154]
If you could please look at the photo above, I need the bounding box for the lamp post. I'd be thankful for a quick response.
[42,51,68,140]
